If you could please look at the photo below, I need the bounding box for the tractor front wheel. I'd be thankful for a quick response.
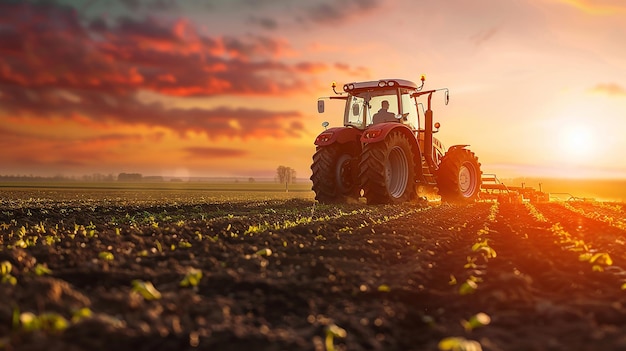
[359,131,416,204]
[437,148,482,202]
[310,143,360,204]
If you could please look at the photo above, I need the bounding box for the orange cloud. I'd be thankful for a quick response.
[590,83,626,96]
[184,147,248,159]
[555,0,626,14]
[0,1,319,140]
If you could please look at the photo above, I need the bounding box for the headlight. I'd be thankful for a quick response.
[315,132,334,143]
[363,130,382,139]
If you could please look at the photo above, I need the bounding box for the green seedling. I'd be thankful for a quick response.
[459,279,478,295]
[131,280,162,300]
[472,239,497,259]
[38,312,69,332]
[178,240,192,249]
[589,252,613,266]
[71,307,93,323]
[1,261,11,276]
[461,312,491,332]
[255,248,272,257]
[325,323,347,351]
[19,312,39,332]
[464,256,477,269]
[14,239,28,248]
[180,268,203,288]
[377,284,391,292]
[1,261,17,285]
[98,251,115,261]
[34,264,52,276]
[19,311,69,333]
[438,336,482,351]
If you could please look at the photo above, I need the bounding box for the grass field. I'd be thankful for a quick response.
[0,181,316,205]
[3,177,626,202]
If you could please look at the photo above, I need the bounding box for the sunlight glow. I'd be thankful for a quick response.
[557,124,595,159]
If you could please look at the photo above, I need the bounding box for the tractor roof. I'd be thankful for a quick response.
[343,79,419,93]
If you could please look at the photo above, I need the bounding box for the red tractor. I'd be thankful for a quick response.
[311,77,482,204]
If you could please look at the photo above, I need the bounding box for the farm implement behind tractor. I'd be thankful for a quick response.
[311,76,482,205]
[480,174,550,203]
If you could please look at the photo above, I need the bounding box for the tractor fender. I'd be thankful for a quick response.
[447,144,470,152]
[314,126,362,147]
[361,123,416,146]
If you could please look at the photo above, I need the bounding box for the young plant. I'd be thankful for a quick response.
[19,311,69,333]
[131,280,162,300]
[461,312,491,332]
[180,268,203,288]
[438,336,482,351]
[325,324,347,351]
[1,261,17,285]
[255,248,272,257]
[33,263,52,276]
[98,251,115,261]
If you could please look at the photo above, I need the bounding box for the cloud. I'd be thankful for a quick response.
[589,83,626,96]
[305,0,380,24]
[0,1,318,139]
[249,16,279,30]
[555,0,626,14]
[184,147,248,159]
[0,5,304,96]
[0,86,305,139]
[0,124,146,170]
[471,27,499,46]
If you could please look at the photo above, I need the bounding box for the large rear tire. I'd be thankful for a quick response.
[437,148,482,202]
[310,143,360,204]
[359,131,416,204]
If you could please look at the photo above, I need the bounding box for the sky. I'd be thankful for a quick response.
[1,0,626,180]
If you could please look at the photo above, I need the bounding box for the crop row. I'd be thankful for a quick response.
[438,202,500,351]
[561,202,626,232]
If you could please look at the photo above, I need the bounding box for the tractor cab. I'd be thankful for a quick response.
[339,79,421,131]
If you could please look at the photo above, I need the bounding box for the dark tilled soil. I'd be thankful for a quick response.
[1,194,626,351]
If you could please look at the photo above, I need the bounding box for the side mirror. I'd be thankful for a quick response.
[445,90,449,105]
[317,100,325,113]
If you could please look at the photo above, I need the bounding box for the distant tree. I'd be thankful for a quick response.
[248,177,255,183]
[276,166,296,192]
[118,173,143,181]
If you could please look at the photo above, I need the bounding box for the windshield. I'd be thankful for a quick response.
[344,89,398,128]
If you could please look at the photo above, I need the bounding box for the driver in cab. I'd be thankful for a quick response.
[372,100,396,124]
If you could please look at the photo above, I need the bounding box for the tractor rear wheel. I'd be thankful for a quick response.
[310,143,360,204]
[359,131,416,204]
[437,148,482,202]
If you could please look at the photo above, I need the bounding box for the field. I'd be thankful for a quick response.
[1,182,626,350]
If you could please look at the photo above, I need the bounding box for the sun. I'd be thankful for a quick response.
[557,124,596,160]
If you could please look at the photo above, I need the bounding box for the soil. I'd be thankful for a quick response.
[1,190,626,350]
